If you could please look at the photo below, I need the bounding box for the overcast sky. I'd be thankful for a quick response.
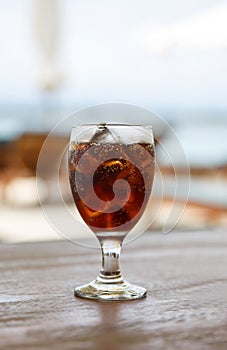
[0,0,227,110]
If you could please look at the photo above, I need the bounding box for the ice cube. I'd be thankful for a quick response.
[90,123,118,143]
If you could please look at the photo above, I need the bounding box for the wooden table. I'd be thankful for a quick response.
[0,231,227,349]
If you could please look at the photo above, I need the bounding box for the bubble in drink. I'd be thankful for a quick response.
[69,142,154,233]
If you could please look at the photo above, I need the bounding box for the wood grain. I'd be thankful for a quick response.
[0,231,227,350]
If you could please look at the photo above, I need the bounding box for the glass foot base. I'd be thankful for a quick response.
[74,279,147,301]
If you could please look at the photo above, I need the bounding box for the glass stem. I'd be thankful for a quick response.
[97,239,124,284]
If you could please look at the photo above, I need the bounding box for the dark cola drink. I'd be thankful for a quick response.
[69,142,154,233]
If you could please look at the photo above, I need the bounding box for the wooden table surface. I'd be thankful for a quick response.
[0,230,227,350]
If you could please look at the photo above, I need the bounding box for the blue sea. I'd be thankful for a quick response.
[0,103,227,169]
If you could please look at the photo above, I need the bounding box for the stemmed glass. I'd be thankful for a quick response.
[68,123,155,300]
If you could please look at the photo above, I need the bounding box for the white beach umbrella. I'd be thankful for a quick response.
[33,0,63,91]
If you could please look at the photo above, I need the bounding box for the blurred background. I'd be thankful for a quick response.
[0,0,227,243]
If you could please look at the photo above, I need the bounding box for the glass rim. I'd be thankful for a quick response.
[71,123,153,128]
